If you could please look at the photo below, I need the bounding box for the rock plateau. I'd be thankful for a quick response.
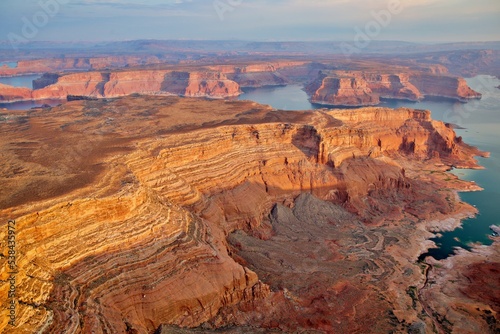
[306,70,482,106]
[0,95,494,333]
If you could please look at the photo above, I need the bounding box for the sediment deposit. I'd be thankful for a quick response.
[421,239,500,333]
[0,96,494,333]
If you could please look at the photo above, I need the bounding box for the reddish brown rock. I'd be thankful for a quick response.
[184,71,241,97]
[306,70,481,106]
[363,73,423,101]
[0,83,32,102]
[0,70,241,102]
[32,72,108,99]
[0,58,482,105]
[411,74,482,101]
[0,96,490,333]
[306,75,379,106]
[421,240,500,333]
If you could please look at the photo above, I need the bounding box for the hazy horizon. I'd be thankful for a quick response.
[1,0,499,44]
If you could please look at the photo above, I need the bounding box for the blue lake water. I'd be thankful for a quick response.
[0,61,18,68]
[0,74,40,89]
[239,85,316,110]
[1,78,498,259]
[0,99,63,110]
[238,76,500,259]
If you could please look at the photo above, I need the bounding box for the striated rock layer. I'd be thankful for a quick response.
[1,59,482,106]
[210,62,308,87]
[0,70,241,102]
[307,70,482,106]
[0,96,493,333]
[0,83,32,102]
[307,75,379,106]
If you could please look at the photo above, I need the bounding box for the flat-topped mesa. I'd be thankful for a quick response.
[183,71,241,97]
[307,71,482,106]
[33,72,109,99]
[0,83,32,102]
[0,55,162,76]
[208,61,311,87]
[410,74,482,101]
[0,60,482,104]
[0,70,242,102]
[306,76,379,106]
[314,108,482,170]
[0,96,488,334]
[363,73,423,101]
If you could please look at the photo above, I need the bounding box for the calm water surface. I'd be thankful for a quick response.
[3,77,498,259]
[239,85,316,110]
[238,76,500,259]
[0,61,18,68]
[0,74,41,89]
[0,99,63,110]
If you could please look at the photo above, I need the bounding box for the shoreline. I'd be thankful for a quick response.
[0,95,496,333]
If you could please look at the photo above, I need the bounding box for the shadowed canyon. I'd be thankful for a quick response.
[1,92,498,333]
[1,40,500,333]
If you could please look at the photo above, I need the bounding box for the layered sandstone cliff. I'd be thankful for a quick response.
[32,72,109,99]
[0,83,32,102]
[306,75,379,106]
[411,74,482,101]
[363,72,423,101]
[0,70,241,102]
[1,58,482,105]
[209,62,310,87]
[307,71,482,106]
[0,96,492,333]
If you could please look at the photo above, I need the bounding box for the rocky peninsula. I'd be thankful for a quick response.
[0,95,495,333]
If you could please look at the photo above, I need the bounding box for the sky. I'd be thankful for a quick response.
[0,0,499,43]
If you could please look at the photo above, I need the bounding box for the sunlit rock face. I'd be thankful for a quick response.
[306,71,481,106]
[0,70,242,102]
[0,96,491,333]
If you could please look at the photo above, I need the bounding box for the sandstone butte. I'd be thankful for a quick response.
[0,70,242,103]
[305,71,482,106]
[0,60,482,106]
[0,96,497,333]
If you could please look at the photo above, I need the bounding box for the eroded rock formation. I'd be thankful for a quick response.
[307,71,482,106]
[1,58,482,106]
[421,239,500,333]
[0,70,241,102]
[0,96,493,333]
[0,83,32,102]
[306,75,379,106]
